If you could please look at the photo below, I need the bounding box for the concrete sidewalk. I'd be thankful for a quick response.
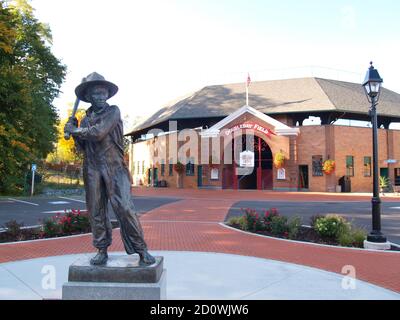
[1,251,399,300]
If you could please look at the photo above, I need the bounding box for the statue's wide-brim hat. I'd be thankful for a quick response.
[75,72,118,103]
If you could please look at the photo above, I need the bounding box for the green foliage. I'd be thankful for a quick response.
[230,207,367,248]
[241,208,263,232]
[337,232,353,247]
[270,215,288,236]
[227,216,244,226]
[288,215,302,239]
[310,214,324,228]
[261,208,279,232]
[313,214,350,239]
[338,227,367,248]
[42,216,61,237]
[0,1,66,194]
[351,228,367,247]
[379,176,389,189]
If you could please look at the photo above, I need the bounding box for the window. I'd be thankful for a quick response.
[161,160,165,176]
[142,161,145,174]
[346,156,354,177]
[186,158,195,176]
[132,161,136,175]
[395,168,400,186]
[364,157,371,177]
[312,155,323,176]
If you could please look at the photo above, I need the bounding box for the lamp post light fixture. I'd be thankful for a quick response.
[362,62,390,249]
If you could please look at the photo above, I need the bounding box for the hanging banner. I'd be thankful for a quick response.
[225,121,276,138]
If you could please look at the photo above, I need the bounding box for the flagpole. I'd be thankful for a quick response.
[246,73,251,106]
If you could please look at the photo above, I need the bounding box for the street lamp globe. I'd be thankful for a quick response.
[362,61,383,102]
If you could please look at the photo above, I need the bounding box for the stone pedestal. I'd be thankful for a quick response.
[62,254,166,300]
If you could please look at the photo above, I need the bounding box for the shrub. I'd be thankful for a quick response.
[42,209,90,237]
[42,217,62,237]
[349,227,368,248]
[241,208,263,232]
[288,216,302,239]
[338,232,353,247]
[227,216,245,227]
[338,227,367,248]
[3,220,24,239]
[270,215,288,236]
[261,208,279,232]
[58,210,90,234]
[310,214,324,228]
[313,214,350,240]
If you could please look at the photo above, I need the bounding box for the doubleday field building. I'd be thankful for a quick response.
[126,77,400,193]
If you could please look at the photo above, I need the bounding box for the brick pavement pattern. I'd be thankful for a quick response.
[1,189,399,293]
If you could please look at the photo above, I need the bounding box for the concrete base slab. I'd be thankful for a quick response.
[62,269,166,300]
[364,240,391,250]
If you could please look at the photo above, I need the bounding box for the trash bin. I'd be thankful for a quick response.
[338,176,351,193]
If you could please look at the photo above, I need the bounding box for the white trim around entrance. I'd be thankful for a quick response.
[200,105,300,138]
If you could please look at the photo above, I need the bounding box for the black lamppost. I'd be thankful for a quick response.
[362,62,387,244]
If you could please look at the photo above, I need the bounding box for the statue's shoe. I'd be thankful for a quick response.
[139,250,156,266]
[90,251,108,266]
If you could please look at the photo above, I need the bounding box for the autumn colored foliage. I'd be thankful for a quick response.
[0,1,66,194]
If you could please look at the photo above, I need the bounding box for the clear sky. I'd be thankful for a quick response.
[30,0,400,129]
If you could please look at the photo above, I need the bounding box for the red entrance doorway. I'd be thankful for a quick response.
[222,134,273,190]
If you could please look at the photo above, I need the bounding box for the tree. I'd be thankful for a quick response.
[46,108,86,164]
[0,0,66,194]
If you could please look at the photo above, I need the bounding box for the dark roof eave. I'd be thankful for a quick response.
[125,109,400,136]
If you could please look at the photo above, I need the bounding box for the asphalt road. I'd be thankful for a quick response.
[225,200,400,244]
[0,195,181,227]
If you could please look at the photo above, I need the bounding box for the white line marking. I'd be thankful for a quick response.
[8,198,39,206]
[49,201,70,205]
[390,207,400,210]
[58,196,86,203]
[42,210,68,214]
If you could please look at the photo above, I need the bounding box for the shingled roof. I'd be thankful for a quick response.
[128,77,400,134]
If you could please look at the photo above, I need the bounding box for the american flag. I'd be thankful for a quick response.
[246,73,251,87]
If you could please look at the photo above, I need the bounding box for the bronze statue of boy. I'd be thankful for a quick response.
[64,72,156,266]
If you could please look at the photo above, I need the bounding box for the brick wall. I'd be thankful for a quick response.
[129,120,400,192]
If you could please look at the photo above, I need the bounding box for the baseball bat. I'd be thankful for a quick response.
[64,97,80,140]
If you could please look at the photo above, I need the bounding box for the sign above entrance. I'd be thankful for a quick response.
[240,150,254,167]
[224,122,276,138]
